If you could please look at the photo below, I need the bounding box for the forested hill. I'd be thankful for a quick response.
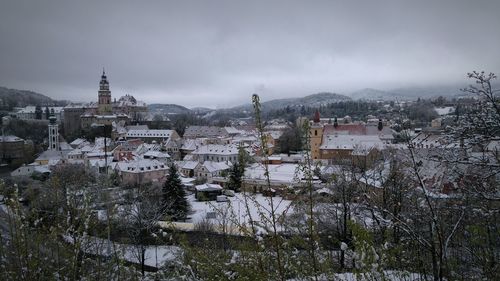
[229,92,351,113]
[0,86,64,110]
[148,103,192,115]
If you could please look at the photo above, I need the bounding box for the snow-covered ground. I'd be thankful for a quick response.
[64,234,181,268]
[245,163,302,183]
[287,271,423,281]
[188,192,292,233]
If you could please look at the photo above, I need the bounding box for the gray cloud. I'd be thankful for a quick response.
[1,0,499,108]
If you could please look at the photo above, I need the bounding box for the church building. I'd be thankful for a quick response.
[63,70,148,135]
[309,110,394,168]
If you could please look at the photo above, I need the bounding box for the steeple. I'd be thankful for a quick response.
[98,69,112,114]
[99,69,109,91]
[313,109,320,123]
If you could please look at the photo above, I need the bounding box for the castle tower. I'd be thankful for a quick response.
[310,109,323,160]
[98,69,112,115]
[48,109,59,151]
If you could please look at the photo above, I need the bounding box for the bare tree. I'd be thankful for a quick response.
[124,186,163,276]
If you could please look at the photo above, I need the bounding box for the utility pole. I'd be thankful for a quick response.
[1,116,11,165]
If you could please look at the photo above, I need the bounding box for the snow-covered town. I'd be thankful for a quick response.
[1,1,499,280]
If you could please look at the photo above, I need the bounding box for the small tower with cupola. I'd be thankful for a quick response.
[98,69,112,115]
[48,109,59,151]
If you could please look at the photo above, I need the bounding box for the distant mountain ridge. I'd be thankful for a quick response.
[148,103,191,114]
[230,92,352,112]
[0,86,63,110]
[350,85,466,101]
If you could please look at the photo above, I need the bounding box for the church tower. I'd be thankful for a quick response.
[48,109,59,151]
[98,69,112,115]
[310,109,323,160]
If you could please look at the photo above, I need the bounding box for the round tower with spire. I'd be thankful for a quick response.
[98,69,112,115]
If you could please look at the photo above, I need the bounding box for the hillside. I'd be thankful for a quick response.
[190,107,214,114]
[350,85,466,101]
[148,103,192,115]
[230,92,351,112]
[0,86,62,110]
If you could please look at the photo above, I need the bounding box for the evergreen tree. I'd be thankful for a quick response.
[162,164,189,221]
[34,105,42,119]
[228,162,243,192]
[228,145,249,192]
[45,106,50,120]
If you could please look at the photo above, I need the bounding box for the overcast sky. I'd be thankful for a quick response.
[0,0,499,108]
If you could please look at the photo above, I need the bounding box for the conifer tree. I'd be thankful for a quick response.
[45,106,50,120]
[227,162,242,192]
[162,164,189,221]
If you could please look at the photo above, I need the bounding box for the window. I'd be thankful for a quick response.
[315,130,317,136]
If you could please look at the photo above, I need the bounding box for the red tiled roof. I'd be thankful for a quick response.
[323,124,392,136]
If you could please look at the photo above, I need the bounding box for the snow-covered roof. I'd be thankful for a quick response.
[126,124,149,131]
[94,137,112,148]
[184,126,229,138]
[70,138,89,148]
[59,142,73,151]
[135,143,162,155]
[268,156,282,161]
[126,129,175,139]
[192,144,239,155]
[0,135,24,142]
[266,131,283,140]
[144,150,170,159]
[202,161,230,173]
[244,163,302,184]
[224,126,243,135]
[88,157,114,168]
[116,159,167,173]
[181,161,199,170]
[36,150,69,161]
[68,149,82,156]
[195,183,223,192]
[320,134,384,150]
[434,106,455,116]
[181,177,196,184]
[264,123,290,131]
[181,139,203,150]
[115,94,147,107]
[11,163,51,177]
